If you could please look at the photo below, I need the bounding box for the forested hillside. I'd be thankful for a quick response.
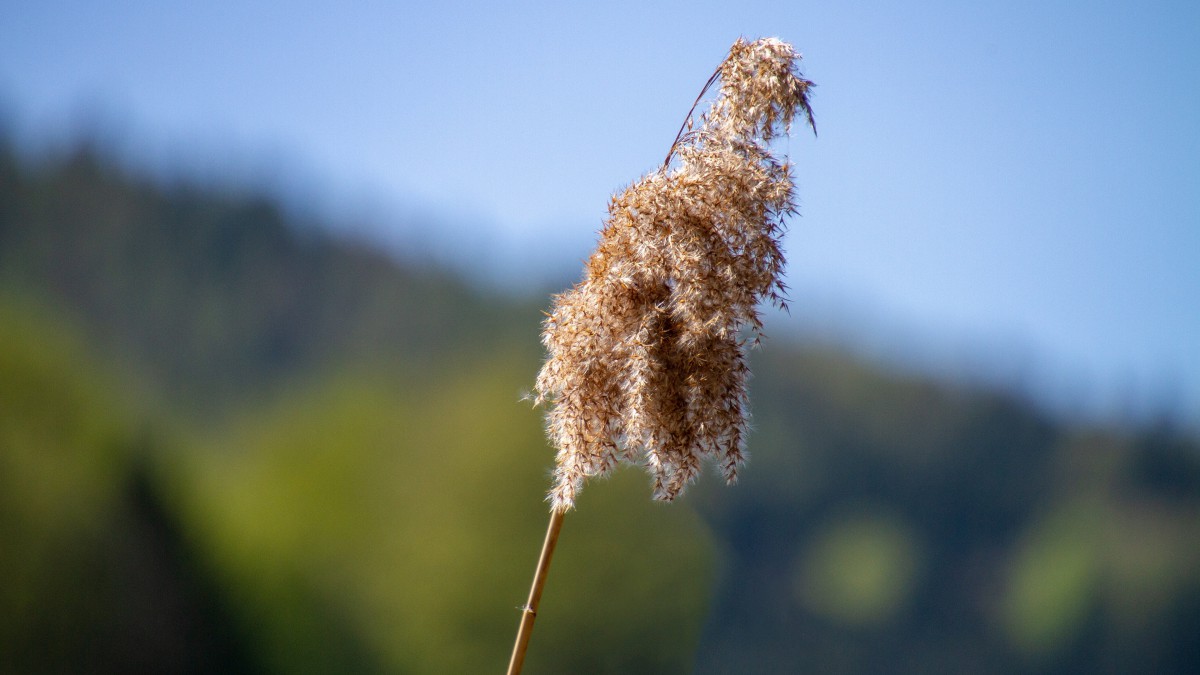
[2,138,1197,673]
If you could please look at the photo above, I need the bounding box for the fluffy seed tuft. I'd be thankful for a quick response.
[535,37,815,511]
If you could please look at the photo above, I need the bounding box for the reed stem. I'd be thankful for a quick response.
[662,66,721,171]
[506,508,566,675]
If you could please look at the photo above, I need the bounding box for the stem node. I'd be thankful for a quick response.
[506,508,566,675]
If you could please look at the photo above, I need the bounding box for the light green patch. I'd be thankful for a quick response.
[1002,503,1100,654]
[794,508,921,626]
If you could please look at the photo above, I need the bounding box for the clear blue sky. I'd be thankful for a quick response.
[2,0,1198,424]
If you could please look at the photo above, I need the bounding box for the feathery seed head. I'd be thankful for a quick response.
[535,37,814,512]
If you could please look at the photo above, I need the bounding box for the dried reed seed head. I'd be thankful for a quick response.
[535,37,814,512]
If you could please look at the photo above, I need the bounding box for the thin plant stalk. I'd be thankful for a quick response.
[506,508,566,675]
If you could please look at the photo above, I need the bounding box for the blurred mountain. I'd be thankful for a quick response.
[1,137,1198,674]
[0,137,538,415]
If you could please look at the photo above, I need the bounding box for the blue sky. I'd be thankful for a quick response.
[2,0,1198,424]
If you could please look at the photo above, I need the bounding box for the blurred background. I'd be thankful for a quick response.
[1,1,1198,673]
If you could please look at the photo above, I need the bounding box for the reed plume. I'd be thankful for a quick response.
[534,37,815,512]
[509,38,813,674]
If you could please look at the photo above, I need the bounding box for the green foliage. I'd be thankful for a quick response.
[2,138,1199,673]
[0,300,259,673]
[0,301,127,536]
[793,508,922,627]
[691,347,1200,674]
[1003,502,1101,653]
[0,302,128,667]
[174,357,714,674]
